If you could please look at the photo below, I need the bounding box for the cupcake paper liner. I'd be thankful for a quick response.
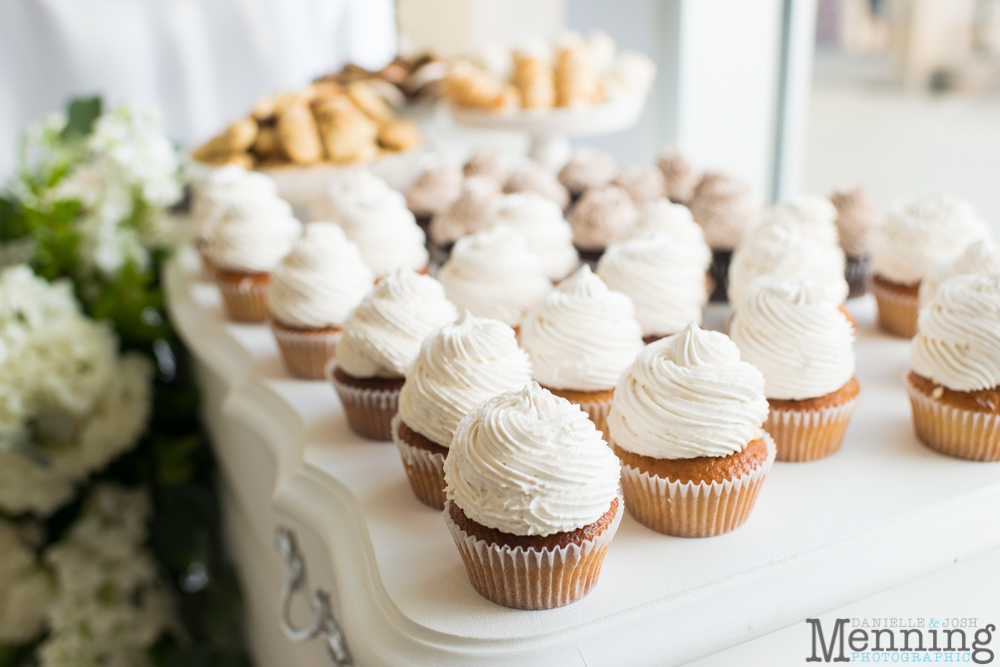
[270,322,342,380]
[443,492,624,610]
[215,274,270,323]
[617,434,775,538]
[845,255,871,299]
[869,278,919,338]
[391,413,447,509]
[765,396,859,462]
[906,377,1000,462]
[328,362,400,441]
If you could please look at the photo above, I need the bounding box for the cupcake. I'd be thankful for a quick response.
[520,265,644,438]
[568,185,638,266]
[729,277,859,461]
[907,272,1000,461]
[314,168,405,223]
[616,198,704,245]
[405,163,463,231]
[393,312,533,509]
[557,147,618,202]
[210,200,302,322]
[429,176,503,264]
[597,229,711,343]
[438,226,552,329]
[462,147,509,182]
[762,195,841,248]
[656,146,699,205]
[268,223,374,379]
[487,193,580,281]
[443,382,623,610]
[688,171,763,302]
[869,193,989,338]
[830,186,882,298]
[503,160,570,210]
[330,270,458,440]
[918,239,1000,308]
[612,165,667,207]
[608,323,774,537]
[336,197,430,277]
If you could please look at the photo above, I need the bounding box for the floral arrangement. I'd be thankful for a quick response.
[0,99,248,667]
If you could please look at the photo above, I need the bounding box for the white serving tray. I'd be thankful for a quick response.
[165,246,1000,667]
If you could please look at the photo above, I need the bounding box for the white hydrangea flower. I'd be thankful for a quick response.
[0,518,55,642]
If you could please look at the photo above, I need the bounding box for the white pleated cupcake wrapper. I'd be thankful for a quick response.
[765,397,859,462]
[215,275,270,323]
[869,278,918,338]
[906,376,1000,462]
[618,433,776,538]
[270,322,342,380]
[391,413,447,509]
[443,492,624,610]
[327,362,399,441]
[573,396,613,442]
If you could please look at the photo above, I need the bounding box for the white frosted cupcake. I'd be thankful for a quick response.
[331,271,458,440]
[908,272,1000,461]
[438,226,552,329]
[609,323,774,537]
[394,312,532,509]
[313,169,405,223]
[729,277,859,461]
[919,239,1000,308]
[869,193,989,337]
[191,165,279,268]
[336,198,430,277]
[616,198,705,245]
[269,223,374,379]
[488,193,580,281]
[597,230,711,342]
[520,265,644,438]
[429,176,503,261]
[443,382,623,610]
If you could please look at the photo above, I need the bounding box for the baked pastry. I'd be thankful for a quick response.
[554,39,602,107]
[336,197,430,277]
[192,118,258,165]
[276,96,324,165]
[730,277,859,461]
[445,59,519,111]
[404,163,463,230]
[869,193,989,337]
[613,165,667,207]
[597,229,711,343]
[330,270,458,440]
[608,323,774,537]
[511,49,555,109]
[519,265,644,438]
[378,118,422,152]
[488,193,580,281]
[209,198,302,322]
[830,186,882,298]
[557,147,618,201]
[438,226,552,329]
[443,382,622,609]
[462,147,509,182]
[918,239,1000,308]
[429,176,503,261]
[502,159,569,210]
[393,312,532,508]
[688,171,763,302]
[567,185,638,265]
[269,223,374,379]
[908,272,1000,460]
[656,146,699,205]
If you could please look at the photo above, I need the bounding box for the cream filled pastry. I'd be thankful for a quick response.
[487,193,579,281]
[919,239,1000,308]
[656,147,699,204]
[568,185,638,251]
[830,186,882,258]
[503,160,570,210]
[336,198,429,276]
[609,323,768,459]
[269,222,374,328]
[335,270,458,379]
[444,382,621,537]
[597,231,710,338]
[210,204,302,273]
[520,265,643,392]
[438,226,552,327]
[613,165,667,206]
[405,163,464,217]
[688,171,762,251]
[429,176,503,246]
[558,147,618,195]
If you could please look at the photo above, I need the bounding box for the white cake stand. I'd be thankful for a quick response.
[448,91,649,170]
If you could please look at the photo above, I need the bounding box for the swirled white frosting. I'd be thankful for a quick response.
[269,223,374,328]
[210,203,302,273]
[919,239,1000,307]
[568,185,638,251]
[429,176,503,246]
[438,226,553,327]
[337,199,429,276]
[444,382,621,536]
[761,196,841,249]
[405,163,464,216]
[398,311,533,447]
[597,232,710,337]
[191,166,279,240]
[910,272,1000,391]
[488,193,580,280]
[318,169,405,223]
[613,165,667,206]
[558,147,618,194]
[520,265,644,391]
[728,222,848,306]
[688,172,762,251]
[503,160,570,210]
[608,323,768,459]
[335,270,458,379]
[870,193,990,286]
[730,277,856,400]
[616,199,707,247]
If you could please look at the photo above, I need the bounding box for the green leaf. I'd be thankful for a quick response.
[153,434,203,485]
[60,96,103,142]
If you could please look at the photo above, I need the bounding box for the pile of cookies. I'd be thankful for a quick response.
[193,80,421,169]
[316,54,448,104]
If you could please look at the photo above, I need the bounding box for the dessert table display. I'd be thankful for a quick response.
[166,243,1000,667]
